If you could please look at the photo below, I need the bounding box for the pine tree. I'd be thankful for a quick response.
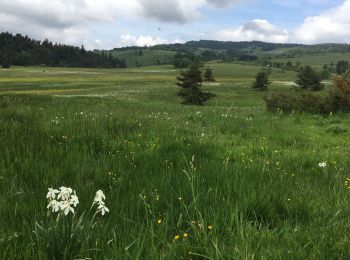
[295,65,324,91]
[177,63,214,105]
[204,67,215,82]
[252,71,270,91]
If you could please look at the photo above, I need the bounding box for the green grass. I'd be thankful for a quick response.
[1,64,350,259]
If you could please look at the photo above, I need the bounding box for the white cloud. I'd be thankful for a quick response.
[294,0,350,44]
[216,19,289,43]
[120,34,182,47]
[0,0,242,48]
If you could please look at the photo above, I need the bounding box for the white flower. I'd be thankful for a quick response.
[94,190,106,204]
[61,201,75,216]
[46,188,60,200]
[58,186,73,201]
[47,200,61,213]
[98,204,109,216]
[93,190,109,216]
[319,162,327,168]
[70,193,79,207]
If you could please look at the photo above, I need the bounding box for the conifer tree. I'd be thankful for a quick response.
[295,65,324,91]
[177,63,214,105]
[204,67,215,82]
[252,71,270,91]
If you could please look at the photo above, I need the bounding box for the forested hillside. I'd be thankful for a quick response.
[0,32,126,68]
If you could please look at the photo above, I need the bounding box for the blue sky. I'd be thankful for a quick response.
[0,0,349,49]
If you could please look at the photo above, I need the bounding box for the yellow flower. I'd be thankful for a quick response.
[208,225,213,230]
[174,235,180,240]
[157,219,162,224]
[183,233,189,238]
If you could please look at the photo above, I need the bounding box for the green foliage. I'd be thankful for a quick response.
[265,84,350,114]
[326,126,347,135]
[0,32,126,68]
[320,67,331,80]
[177,63,214,105]
[173,52,199,68]
[295,65,324,91]
[252,71,270,91]
[204,67,215,82]
[336,60,349,75]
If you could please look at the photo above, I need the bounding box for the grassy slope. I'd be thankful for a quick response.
[0,64,350,259]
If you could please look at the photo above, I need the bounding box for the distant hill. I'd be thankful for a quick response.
[109,40,350,67]
[2,32,350,68]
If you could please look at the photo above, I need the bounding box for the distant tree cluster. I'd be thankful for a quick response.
[0,32,126,68]
[173,51,200,68]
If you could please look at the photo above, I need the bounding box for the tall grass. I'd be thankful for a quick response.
[1,66,350,259]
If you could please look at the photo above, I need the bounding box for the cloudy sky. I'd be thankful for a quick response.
[0,0,350,49]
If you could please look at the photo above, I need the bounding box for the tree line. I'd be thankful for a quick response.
[0,32,126,68]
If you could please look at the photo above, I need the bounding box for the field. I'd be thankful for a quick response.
[1,63,350,259]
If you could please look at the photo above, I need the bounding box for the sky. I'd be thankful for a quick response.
[0,0,350,50]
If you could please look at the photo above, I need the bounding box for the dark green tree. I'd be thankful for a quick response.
[177,63,214,105]
[295,65,324,91]
[336,60,349,75]
[204,67,215,82]
[252,71,270,91]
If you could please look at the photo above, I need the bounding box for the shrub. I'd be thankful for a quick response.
[1,63,10,69]
[264,91,332,114]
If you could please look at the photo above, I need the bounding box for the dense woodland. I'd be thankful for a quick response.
[0,32,126,68]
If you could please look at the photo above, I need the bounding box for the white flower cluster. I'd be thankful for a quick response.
[319,162,327,168]
[46,187,79,216]
[93,190,109,216]
[46,187,109,217]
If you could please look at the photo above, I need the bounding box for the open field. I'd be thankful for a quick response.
[1,64,350,259]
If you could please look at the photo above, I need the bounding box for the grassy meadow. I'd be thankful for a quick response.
[1,63,350,259]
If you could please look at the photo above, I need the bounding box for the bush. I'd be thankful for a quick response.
[1,63,10,69]
[264,90,350,115]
